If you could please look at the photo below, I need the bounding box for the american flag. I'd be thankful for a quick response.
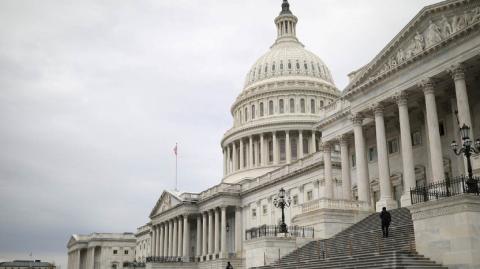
[173,143,177,156]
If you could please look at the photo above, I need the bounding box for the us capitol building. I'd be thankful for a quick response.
[67,0,480,268]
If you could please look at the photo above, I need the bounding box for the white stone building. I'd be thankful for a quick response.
[136,0,480,268]
[67,233,136,269]
[135,225,151,263]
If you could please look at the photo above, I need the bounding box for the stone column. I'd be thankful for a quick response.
[158,224,163,256]
[323,142,333,199]
[208,210,214,257]
[249,136,254,168]
[256,139,260,167]
[221,206,227,258]
[223,148,227,176]
[227,145,231,174]
[273,132,279,164]
[420,79,445,182]
[299,131,304,158]
[311,131,316,153]
[183,215,190,261]
[214,208,220,257]
[178,217,183,257]
[172,218,178,257]
[352,114,371,203]
[169,220,173,257]
[232,142,237,172]
[373,104,397,211]
[202,212,207,257]
[196,215,202,258]
[450,63,473,137]
[260,133,265,166]
[340,135,352,200]
[395,92,416,206]
[235,207,242,254]
[239,139,244,170]
[151,226,157,257]
[164,221,169,257]
[286,131,291,163]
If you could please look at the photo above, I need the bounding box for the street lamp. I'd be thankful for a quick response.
[451,124,480,193]
[273,188,291,233]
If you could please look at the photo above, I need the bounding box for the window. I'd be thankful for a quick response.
[288,61,292,69]
[272,63,276,71]
[280,61,284,70]
[304,62,308,70]
[311,99,316,114]
[388,138,399,154]
[289,98,295,113]
[368,147,377,162]
[307,190,313,201]
[351,154,356,168]
[113,250,118,255]
[269,100,274,115]
[252,208,257,217]
[293,195,299,205]
[124,250,129,255]
[239,110,242,123]
[279,99,284,114]
[412,131,422,146]
[268,140,273,162]
[264,65,268,73]
[244,107,248,122]
[296,61,300,69]
[251,105,256,120]
[320,100,324,107]
[300,99,306,113]
[260,102,264,117]
[291,138,297,160]
[279,139,286,161]
[439,120,446,136]
[262,205,268,215]
[303,138,309,155]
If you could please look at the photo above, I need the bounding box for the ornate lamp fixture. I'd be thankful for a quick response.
[273,187,291,233]
[451,124,480,193]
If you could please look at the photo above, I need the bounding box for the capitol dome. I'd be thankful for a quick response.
[221,0,340,184]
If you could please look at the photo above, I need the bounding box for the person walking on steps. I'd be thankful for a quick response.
[380,207,391,238]
[226,261,233,269]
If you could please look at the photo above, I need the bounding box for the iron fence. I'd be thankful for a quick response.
[410,175,480,204]
[145,256,183,263]
[245,224,314,240]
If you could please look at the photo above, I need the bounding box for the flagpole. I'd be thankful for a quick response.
[175,143,178,191]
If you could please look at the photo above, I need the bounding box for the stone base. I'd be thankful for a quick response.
[376,198,398,212]
[409,194,480,269]
[244,236,304,269]
[400,193,412,207]
[146,257,244,269]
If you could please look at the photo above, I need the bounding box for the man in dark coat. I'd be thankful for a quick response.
[380,207,391,238]
[225,261,233,269]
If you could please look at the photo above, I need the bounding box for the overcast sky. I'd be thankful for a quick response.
[0,0,443,267]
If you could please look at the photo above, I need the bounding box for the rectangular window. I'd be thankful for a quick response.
[307,190,313,201]
[279,139,286,161]
[269,101,274,115]
[368,147,377,162]
[303,138,309,155]
[351,154,356,168]
[124,250,128,255]
[113,250,118,255]
[279,99,284,114]
[388,138,399,154]
[252,208,257,217]
[260,102,264,117]
[262,205,268,215]
[268,140,273,163]
[412,131,422,146]
[293,195,298,205]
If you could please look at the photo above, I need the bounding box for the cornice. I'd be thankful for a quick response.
[315,107,351,129]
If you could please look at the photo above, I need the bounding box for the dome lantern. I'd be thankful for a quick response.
[274,0,299,45]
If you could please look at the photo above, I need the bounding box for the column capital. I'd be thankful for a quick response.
[350,113,364,126]
[418,78,435,95]
[370,103,384,116]
[449,63,466,81]
[392,91,408,106]
[321,141,332,152]
[338,134,351,146]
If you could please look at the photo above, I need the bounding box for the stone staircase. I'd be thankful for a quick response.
[252,208,447,269]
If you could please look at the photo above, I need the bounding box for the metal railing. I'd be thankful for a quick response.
[122,262,145,268]
[245,224,314,240]
[410,175,480,204]
[145,256,184,263]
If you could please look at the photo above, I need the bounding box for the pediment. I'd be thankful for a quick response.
[149,191,182,218]
[346,0,480,94]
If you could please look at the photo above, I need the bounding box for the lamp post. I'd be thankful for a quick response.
[451,124,480,193]
[273,188,291,233]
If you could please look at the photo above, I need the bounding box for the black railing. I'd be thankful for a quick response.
[410,175,480,204]
[123,262,145,268]
[245,224,314,240]
[145,256,183,263]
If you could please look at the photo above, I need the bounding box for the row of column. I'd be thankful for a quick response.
[151,215,190,260]
[223,131,318,175]
[322,63,471,210]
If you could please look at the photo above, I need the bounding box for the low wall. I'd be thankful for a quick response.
[409,194,480,269]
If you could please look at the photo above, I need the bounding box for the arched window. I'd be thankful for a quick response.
[268,140,274,163]
[304,62,308,70]
[279,99,284,114]
[311,62,315,71]
[244,107,248,122]
[291,138,298,160]
[320,100,324,107]
[260,102,264,117]
[264,65,268,73]
[296,61,300,69]
[280,61,284,70]
[239,110,242,123]
[311,99,316,114]
[279,139,286,161]
[251,105,256,119]
[272,63,276,71]
[288,61,292,69]
[269,100,274,115]
[300,98,306,113]
[289,98,295,113]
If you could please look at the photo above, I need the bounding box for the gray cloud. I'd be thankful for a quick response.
[0,0,443,268]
